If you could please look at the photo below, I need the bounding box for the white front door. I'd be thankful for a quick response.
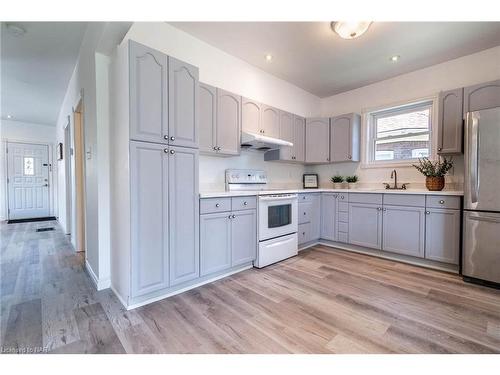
[7,142,50,220]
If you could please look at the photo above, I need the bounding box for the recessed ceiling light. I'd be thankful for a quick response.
[390,55,400,62]
[7,115,13,119]
[265,54,273,62]
[5,23,26,37]
[331,21,372,40]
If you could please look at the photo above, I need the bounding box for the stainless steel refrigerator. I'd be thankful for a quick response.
[463,106,500,285]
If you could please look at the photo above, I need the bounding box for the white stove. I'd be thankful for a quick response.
[226,169,298,268]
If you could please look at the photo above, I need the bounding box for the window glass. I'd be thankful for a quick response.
[24,157,34,175]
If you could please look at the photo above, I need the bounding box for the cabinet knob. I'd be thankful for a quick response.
[426,211,431,215]
[383,208,387,211]
[340,195,344,199]
[377,207,382,211]
[232,214,236,219]
[303,212,306,215]
[439,200,445,204]
[170,136,175,141]
[302,196,306,200]
[216,146,221,151]
[164,135,169,140]
[215,203,220,207]
[213,146,217,151]
[170,149,175,154]
[228,215,232,219]
[302,232,305,236]
[348,155,352,159]
[164,148,169,153]
[438,147,442,151]
[243,201,248,205]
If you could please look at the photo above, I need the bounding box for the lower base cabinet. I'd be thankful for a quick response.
[200,209,256,276]
[320,194,338,241]
[424,208,460,264]
[348,202,383,250]
[382,205,425,258]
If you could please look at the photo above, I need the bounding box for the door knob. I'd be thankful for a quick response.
[170,136,175,141]
[213,146,217,151]
[348,155,352,159]
[170,150,175,154]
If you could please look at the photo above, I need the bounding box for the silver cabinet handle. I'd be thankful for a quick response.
[383,208,387,211]
[217,146,221,151]
[170,136,175,141]
[228,215,232,219]
[215,203,220,207]
[377,207,382,211]
[232,214,236,219]
[243,201,248,205]
[164,135,169,140]
[426,211,430,215]
[213,146,217,151]
[437,147,442,151]
[170,150,175,154]
[303,212,306,215]
[43,183,49,187]
[340,195,344,199]
[439,200,445,204]
[348,155,352,159]
[164,149,169,153]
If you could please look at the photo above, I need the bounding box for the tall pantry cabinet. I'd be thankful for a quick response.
[110,40,200,308]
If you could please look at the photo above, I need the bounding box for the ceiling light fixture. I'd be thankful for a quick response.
[265,54,273,62]
[390,55,400,62]
[331,21,372,40]
[7,115,13,119]
[5,23,26,37]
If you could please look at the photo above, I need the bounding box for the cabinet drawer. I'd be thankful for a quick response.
[426,195,461,210]
[298,193,312,202]
[383,194,425,207]
[298,223,311,245]
[338,211,349,223]
[200,197,231,214]
[338,222,348,233]
[337,232,348,243]
[338,202,349,212]
[349,193,382,205]
[231,196,257,211]
[298,202,312,224]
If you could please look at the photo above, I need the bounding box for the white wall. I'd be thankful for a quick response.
[314,45,500,188]
[0,119,57,220]
[124,22,321,190]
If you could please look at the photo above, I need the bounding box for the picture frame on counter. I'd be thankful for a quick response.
[303,174,319,189]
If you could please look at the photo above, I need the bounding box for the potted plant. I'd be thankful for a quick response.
[413,157,453,191]
[331,175,344,189]
[346,175,358,189]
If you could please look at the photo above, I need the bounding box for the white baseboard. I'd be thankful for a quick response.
[85,260,111,291]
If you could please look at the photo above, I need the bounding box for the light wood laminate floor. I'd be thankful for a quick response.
[1,220,500,354]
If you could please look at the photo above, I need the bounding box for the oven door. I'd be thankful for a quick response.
[258,195,298,241]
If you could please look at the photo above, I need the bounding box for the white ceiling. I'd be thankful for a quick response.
[171,22,500,98]
[1,22,87,126]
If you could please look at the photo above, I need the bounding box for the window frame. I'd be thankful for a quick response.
[363,98,437,168]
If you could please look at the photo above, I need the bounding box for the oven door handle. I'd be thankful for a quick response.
[259,195,297,201]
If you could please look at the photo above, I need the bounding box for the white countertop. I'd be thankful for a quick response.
[199,188,464,198]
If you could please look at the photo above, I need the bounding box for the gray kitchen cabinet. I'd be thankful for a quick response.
[200,212,231,276]
[199,83,217,153]
[231,209,257,266]
[279,111,294,161]
[242,97,262,134]
[310,194,321,241]
[330,113,361,162]
[382,205,425,258]
[437,88,463,154]
[305,118,330,163]
[321,193,338,241]
[168,57,199,149]
[424,208,460,264]
[168,146,200,286]
[129,41,168,144]
[217,89,241,155]
[261,105,280,138]
[130,141,169,297]
[293,115,306,162]
[349,202,383,250]
[297,193,320,244]
[463,79,500,114]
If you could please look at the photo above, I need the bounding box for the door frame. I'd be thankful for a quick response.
[64,116,72,235]
[3,139,56,220]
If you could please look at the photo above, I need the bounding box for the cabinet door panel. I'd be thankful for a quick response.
[321,194,337,241]
[382,205,425,258]
[438,88,463,154]
[217,89,241,155]
[463,79,500,114]
[199,83,216,153]
[200,212,231,276]
[168,57,199,148]
[130,141,169,297]
[279,111,294,161]
[425,208,460,264]
[242,98,261,134]
[330,116,351,162]
[232,209,257,266]
[169,146,199,286]
[310,194,321,241]
[294,115,306,162]
[305,118,330,163]
[129,41,168,144]
[348,203,382,250]
[261,105,280,138]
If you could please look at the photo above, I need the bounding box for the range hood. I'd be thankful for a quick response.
[240,131,293,151]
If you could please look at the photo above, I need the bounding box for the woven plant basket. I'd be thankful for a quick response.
[426,176,445,191]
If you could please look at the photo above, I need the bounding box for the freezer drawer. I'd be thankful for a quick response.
[463,211,500,284]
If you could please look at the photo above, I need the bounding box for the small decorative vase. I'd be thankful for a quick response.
[348,183,358,190]
[426,176,445,191]
[333,183,343,189]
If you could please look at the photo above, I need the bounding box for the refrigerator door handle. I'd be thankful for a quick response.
[468,112,480,204]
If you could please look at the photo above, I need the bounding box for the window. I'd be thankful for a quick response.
[23,157,34,175]
[367,100,433,165]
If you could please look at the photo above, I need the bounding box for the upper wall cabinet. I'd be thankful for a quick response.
[463,79,500,114]
[242,98,262,135]
[437,88,463,154]
[330,113,360,162]
[129,41,168,144]
[216,89,241,156]
[199,83,217,153]
[293,115,306,162]
[264,113,305,163]
[261,105,280,138]
[305,118,330,163]
[278,111,294,161]
[168,57,199,149]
